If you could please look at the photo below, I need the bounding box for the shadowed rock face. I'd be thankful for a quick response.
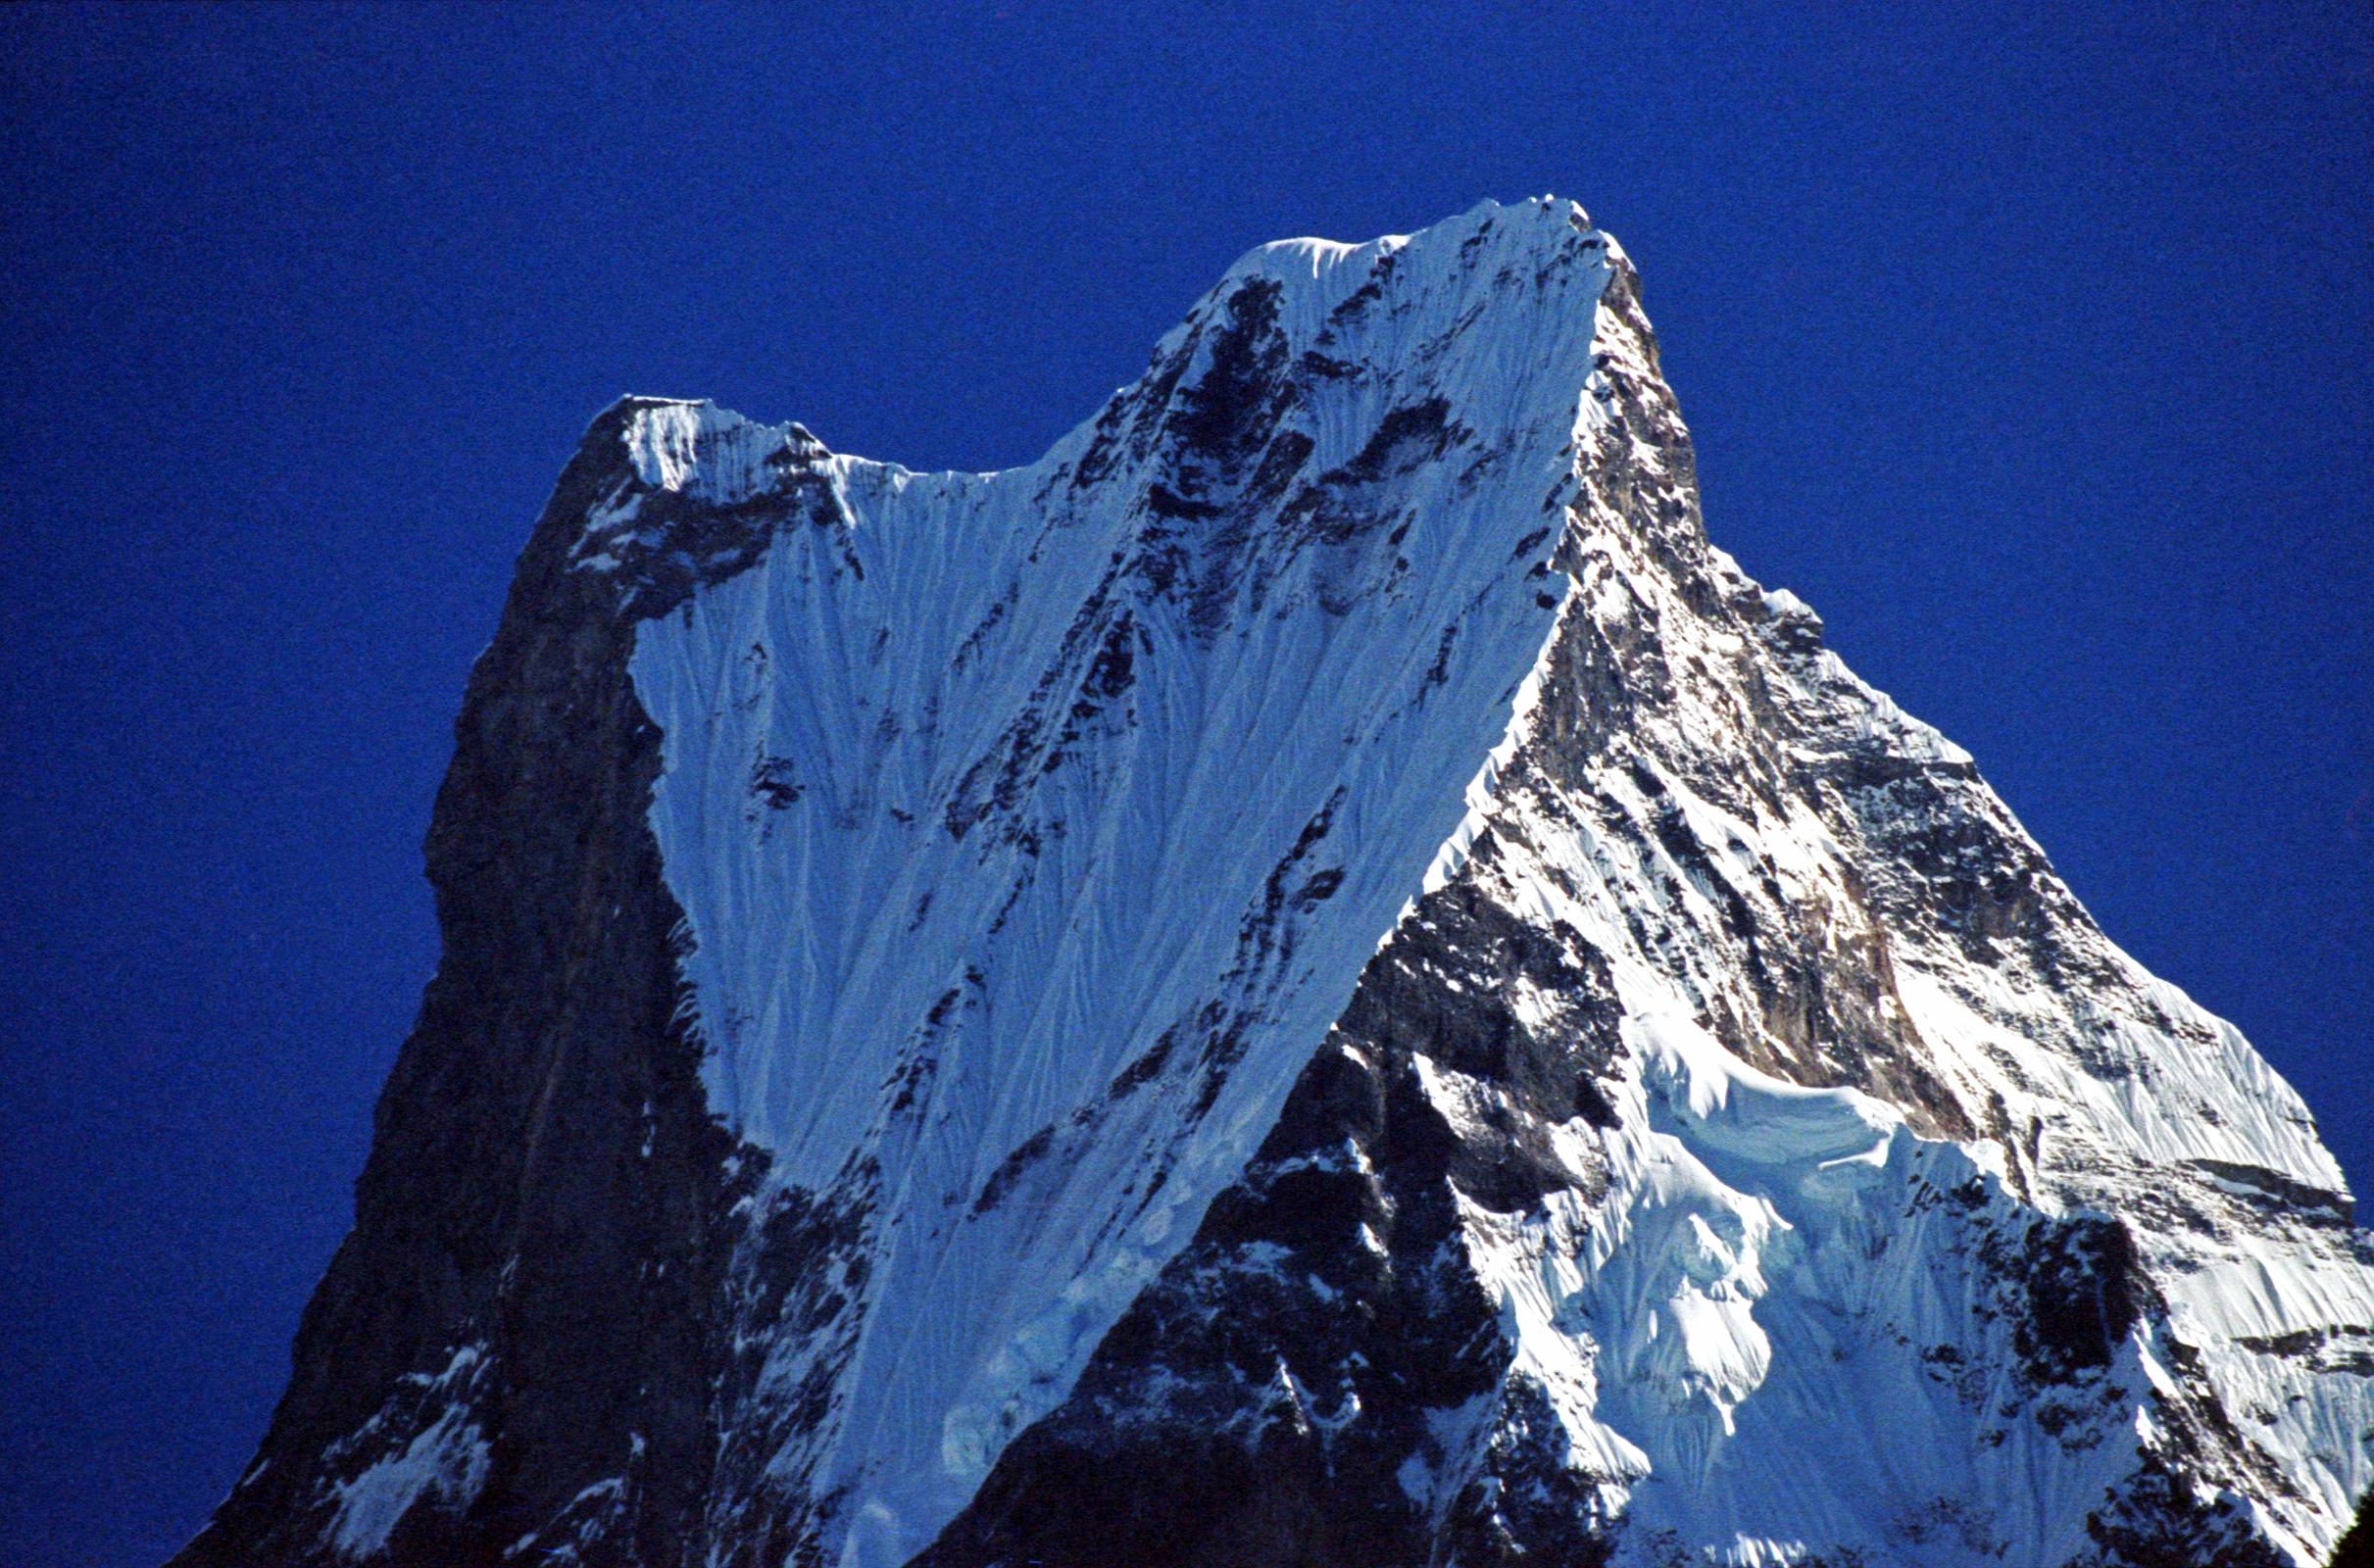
[168,400,807,1568]
[914,864,1632,1568]
[174,203,2373,1568]
[2334,1494,2374,1567]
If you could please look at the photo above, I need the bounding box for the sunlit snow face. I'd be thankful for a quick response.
[614,199,1620,1563]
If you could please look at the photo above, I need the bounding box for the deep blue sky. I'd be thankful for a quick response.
[1,4,2367,1563]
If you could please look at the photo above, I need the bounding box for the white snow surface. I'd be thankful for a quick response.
[627,198,1615,1564]
[583,197,2373,1564]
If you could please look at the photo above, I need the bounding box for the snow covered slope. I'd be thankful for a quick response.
[173,198,2374,1568]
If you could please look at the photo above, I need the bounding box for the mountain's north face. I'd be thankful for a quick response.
[174,199,2374,1568]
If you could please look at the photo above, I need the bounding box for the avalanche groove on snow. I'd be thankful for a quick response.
[624,198,1619,1563]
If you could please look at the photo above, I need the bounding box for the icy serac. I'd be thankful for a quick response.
[173,198,2374,1568]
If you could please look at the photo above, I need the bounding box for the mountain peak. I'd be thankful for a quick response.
[1218,194,1595,291]
[601,395,824,503]
[176,202,2374,1568]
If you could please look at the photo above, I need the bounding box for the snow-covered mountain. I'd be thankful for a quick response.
[173,198,2374,1568]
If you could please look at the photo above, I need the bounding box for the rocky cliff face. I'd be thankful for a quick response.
[173,198,2374,1568]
